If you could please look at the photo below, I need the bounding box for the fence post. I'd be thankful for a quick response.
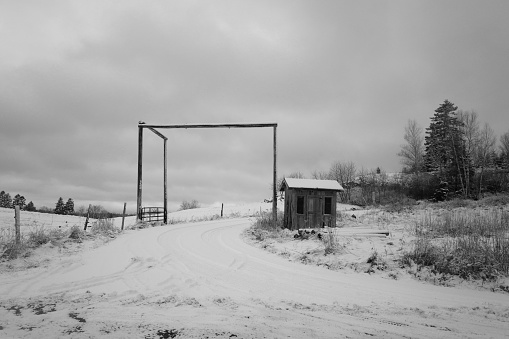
[221,203,224,218]
[14,205,20,245]
[121,202,127,230]
[84,204,92,231]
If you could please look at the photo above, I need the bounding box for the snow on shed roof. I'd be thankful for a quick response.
[280,178,344,191]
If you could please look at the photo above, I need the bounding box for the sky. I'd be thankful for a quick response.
[1,0,509,213]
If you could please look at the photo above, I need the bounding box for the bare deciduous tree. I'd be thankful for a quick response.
[179,199,200,210]
[311,169,330,180]
[457,110,479,161]
[287,171,305,179]
[476,123,496,198]
[457,110,479,196]
[398,120,424,173]
[329,161,356,202]
[500,130,509,169]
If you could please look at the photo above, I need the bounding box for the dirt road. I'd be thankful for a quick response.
[1,218,508,338]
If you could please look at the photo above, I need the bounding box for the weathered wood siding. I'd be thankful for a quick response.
[283,188,337,230]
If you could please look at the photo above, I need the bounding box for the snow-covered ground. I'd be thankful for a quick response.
[113,201,275,229]
[1,202,359,234]
[116,201,361,229]
[1,204,508,338]
[0,207,91,242]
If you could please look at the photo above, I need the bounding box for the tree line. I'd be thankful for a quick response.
[0,190,119,218]
[274,99,508,205]
[0,191,36,211]
[0,191,75,214]
[275,163,399,206]
[398,99,509,200]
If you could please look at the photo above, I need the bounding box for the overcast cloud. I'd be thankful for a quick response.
[1,1,508,212]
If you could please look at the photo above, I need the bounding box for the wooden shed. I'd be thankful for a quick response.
[280,178,344,230]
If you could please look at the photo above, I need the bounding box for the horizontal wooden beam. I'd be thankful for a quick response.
[148,127,168,140]
[139,123,277,129]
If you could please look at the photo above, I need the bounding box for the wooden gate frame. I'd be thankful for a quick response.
[137,123,278,225]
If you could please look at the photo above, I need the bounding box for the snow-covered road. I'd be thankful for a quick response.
[1,218,508,338]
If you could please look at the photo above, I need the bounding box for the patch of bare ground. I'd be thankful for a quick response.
[245,205,509,294]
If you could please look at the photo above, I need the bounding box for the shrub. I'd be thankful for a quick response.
[403,173,441,201]
[476,194,509,207]
[382,197,416,213]
[48,228,66,241]
[91,219,118,235]
[27,228,51,246]
[69,225,84,240]
[249,210,285,241]
[252,210,284,230]
[406,208,509,280]
[366,250,388,271]
[440,198,472,209]
[27,227,68,246]
[179,200,200,211]
[0,241,28,260]
[321,230,344,255]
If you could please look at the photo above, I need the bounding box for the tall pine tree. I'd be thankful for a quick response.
[0,191,12,208]
[13,194,26,210]
[64,198,74,215]
[424,100,471,197]
[55,197,66,214]
[26,201,36,212]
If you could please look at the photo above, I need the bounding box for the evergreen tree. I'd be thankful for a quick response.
[64,198,75,215]
[25,201,37,212]
[424,100,471,197]
[13,194,26,210]
[0,191,13,208]
[55,197,66,214]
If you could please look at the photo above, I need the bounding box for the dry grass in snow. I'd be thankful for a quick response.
[246,204,509,293]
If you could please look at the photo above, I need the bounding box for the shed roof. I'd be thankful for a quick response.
[280,178,344,192]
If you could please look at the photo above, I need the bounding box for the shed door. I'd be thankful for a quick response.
[307,196,322,228]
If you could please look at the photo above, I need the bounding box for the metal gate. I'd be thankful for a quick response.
[141,207,165,222]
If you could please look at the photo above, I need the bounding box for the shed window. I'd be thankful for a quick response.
[324,197,332,215]
[297,196,304,214]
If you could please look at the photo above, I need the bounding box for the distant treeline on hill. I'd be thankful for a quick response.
[0,190,36,211]
[0,190,125,219]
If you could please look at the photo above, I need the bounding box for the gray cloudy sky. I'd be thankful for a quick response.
[1,1,508,213]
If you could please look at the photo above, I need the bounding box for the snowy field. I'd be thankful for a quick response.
[1,202,360,235]
[1,214,508,338]
[0,207,91,242]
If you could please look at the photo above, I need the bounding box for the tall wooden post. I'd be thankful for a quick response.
[163,137,167,224]
[137,126,143,221]
[14,205,20,245]
[84,204,91,231]
[121,202,127,230]
[137,123,278,224]
[273,125,277,226]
